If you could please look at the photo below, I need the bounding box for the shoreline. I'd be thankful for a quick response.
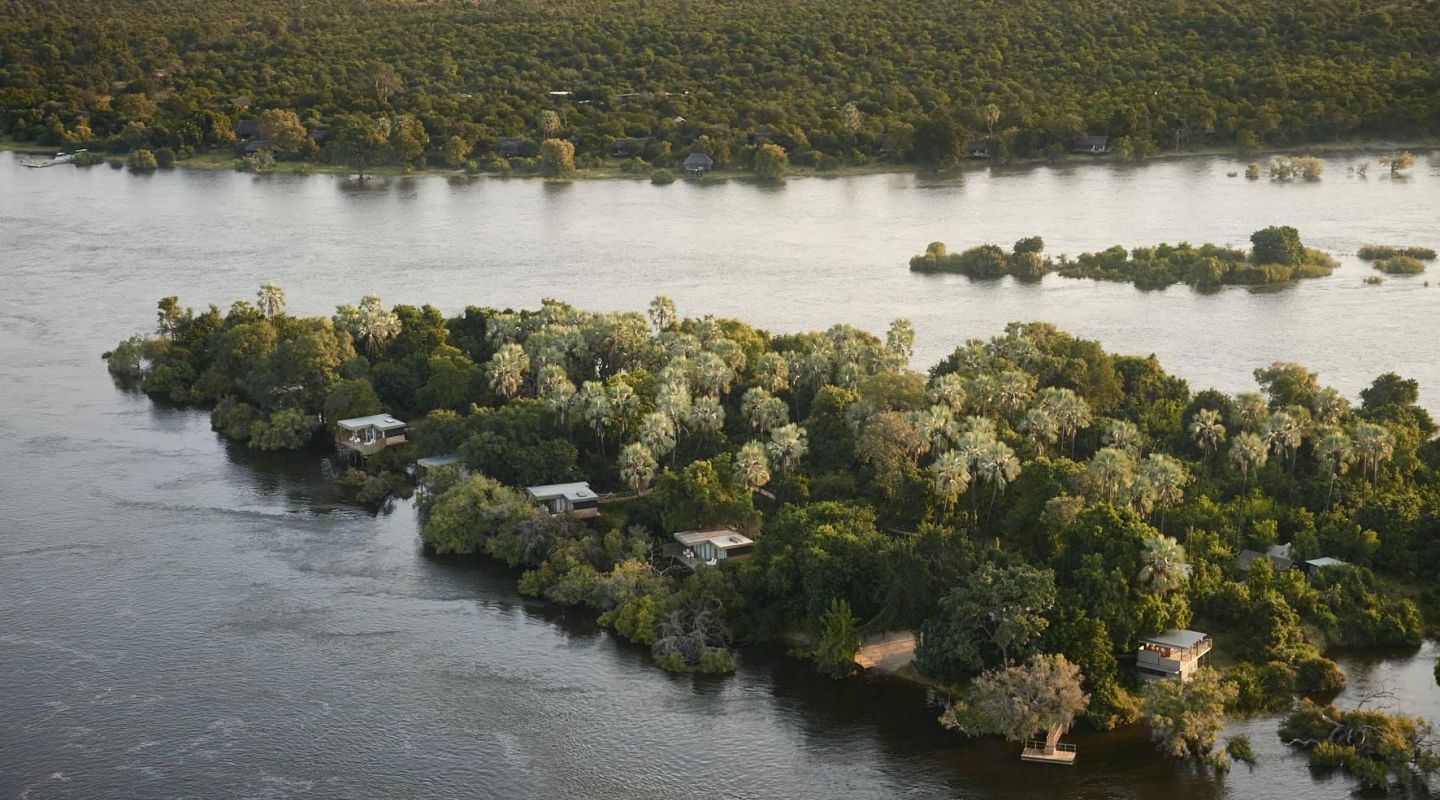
[3,136,1434,185]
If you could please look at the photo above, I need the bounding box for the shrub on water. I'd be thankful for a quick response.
[127,149,158,172]
[1357,244,1437,261]
[650,168,676,185]
[1378,256,1426,274]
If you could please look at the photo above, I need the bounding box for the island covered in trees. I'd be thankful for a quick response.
[5,0,1440,177]
[107,291,1439,788]
[911,226,1341,289]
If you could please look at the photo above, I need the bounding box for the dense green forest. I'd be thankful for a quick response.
[5,0,1440,173]
[108,289,1440,781]
[911,226,1341,289]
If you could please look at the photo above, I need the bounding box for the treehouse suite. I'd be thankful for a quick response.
[335,414,407,458]
[1136,629,1213,683]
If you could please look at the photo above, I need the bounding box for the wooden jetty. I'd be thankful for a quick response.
[1020,740,1077,765]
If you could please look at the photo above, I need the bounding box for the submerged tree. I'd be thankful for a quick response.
[1280,697,1439,791]
[940,654,1089,755]
[1142,667,1238,770]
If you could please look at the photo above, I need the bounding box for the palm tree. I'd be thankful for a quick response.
[656,378,692,421]
[1262,410,1305,474]
[687,396,725,447]
[345,294,400,358]
[1103,419,1143,456]
[930,450,971,523]
[1138,454,1190,532]
[577,380,612,457]
[1137,535,1189,595]
[733,441,771,493]
[647,295,677,332]
[487,343,530,399]
[994,370,1035,419]
[1314,429,1354,510]
[954,424,994,529]
[1228,431,1268,492]
[965,374,1000,417]
[1311,387,1350,426]
[1351,422,1394,484]
[911,404,957,456]
[1188,408,1227,466]
[692,351,735,398]
[1233,391,1269,433]
[928,373,968,414]
[1020,407,1059,458]
[538,365,576,425]
[618,443,658,494]
[638,411,677,462]
[607,382,640,442]
[742,387,787,436]
[766,423,808,476]
[887,318,915,361]
[796,351,832,396]
[976,439,1021,527]
[1038,387,1091,456]
[1085,447,1136,504]
[256,282,285,319]
[753,352,791,395]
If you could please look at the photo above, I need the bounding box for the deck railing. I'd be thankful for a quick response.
[1024,741,1077,754]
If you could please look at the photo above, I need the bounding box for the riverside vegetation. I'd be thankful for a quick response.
[5,0,1440,177]
[910,226,1339,289]
[108,290,1440,787]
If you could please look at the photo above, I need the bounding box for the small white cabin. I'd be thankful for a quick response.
[673,528,755,565]
[526,482,600,518]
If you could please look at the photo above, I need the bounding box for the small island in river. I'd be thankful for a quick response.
[911,226,1340,290]
[106,290,1440,789]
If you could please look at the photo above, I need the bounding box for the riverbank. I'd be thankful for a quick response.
[3,136,1434,185]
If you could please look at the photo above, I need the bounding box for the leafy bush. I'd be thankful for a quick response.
[127,149,158,171]
[1357,244,1437,261]
[249,408,320,450]
[1377,256,1426,275]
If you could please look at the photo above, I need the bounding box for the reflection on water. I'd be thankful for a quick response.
[1,150,1437,799]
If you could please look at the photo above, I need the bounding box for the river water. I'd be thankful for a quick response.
[1,151,1437,798]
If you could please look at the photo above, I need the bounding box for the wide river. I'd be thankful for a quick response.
[1,150,1437,798]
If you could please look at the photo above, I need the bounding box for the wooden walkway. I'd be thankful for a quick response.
[853,631,916,672]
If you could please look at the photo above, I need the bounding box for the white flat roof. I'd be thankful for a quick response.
[337,414,406,430]
[416,454,460,469]
[1142,629,1208,650]
[1306,557,1347,568]
[526,482,595,502]
[673,528,754,549]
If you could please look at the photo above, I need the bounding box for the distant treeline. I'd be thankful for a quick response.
[911,227,1339,289]
[3,0,1440,172]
